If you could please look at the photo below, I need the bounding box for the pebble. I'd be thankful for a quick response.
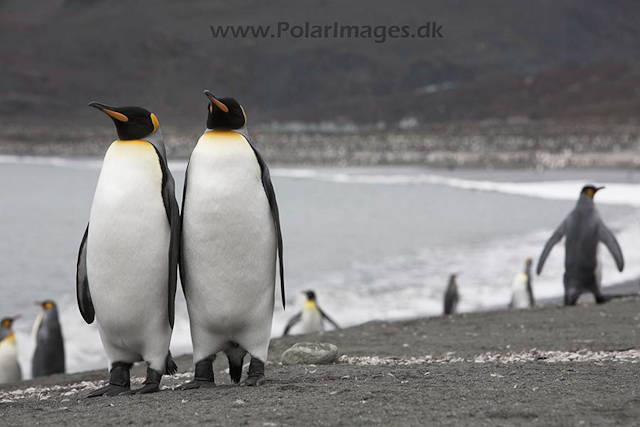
[281,342,339,365]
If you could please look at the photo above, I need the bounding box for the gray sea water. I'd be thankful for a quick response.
[1,157,639,376]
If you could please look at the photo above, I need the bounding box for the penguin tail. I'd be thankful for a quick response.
[165,352,178,376]
[225,343,247,383]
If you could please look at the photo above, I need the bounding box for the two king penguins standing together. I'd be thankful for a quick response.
[76,91,284,396]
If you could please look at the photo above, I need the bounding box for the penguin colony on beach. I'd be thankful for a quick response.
[2,95,629,389]
[283,291,340,336]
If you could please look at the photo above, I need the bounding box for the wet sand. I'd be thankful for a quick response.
[1,293,639,426]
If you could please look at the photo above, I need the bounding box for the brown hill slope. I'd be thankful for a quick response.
[2,0,640,130]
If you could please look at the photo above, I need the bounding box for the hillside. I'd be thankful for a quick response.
[2,0,640,133]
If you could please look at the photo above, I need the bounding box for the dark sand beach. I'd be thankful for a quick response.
[1,294,639,427]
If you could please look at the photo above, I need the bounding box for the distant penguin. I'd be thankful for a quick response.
[180,91,284,389]
[32,300,65,377]
[0,316,22,384]
[77,103,180,397]
[510,258,534,309]
[283,291,340,336]
[443,274,459,315]
[537,185,624,305]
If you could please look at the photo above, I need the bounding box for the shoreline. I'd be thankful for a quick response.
[2,119,640,169]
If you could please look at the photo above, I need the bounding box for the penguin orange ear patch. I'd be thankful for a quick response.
[103,109,129,122]
[44,302,53,310]
[586,188,594,198]
[241,106,247,126]
[2,319,10,328]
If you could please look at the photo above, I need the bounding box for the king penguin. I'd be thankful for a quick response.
[180,91,284,388]
[283,291,340,336]
[443,274,459,315]
[0,316,22,384]
[537,185,624,305]
[510,258,535,309]
[77,103,180,396]
[32,300,65,377]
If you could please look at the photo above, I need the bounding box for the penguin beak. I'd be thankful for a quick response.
[204,90,229,113]
[88,102,129,122]
[595,186,605,192]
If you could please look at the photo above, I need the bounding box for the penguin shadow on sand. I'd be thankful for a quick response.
[443,274,459,316]
[536,185,625,306]
[0,316,22,384]
[282,291,340,337]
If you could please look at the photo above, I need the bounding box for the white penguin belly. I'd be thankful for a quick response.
[86,141,171,360]
[301,308,323,334]
[0,337,21,383]
[511,273,530,309]
[183,132,276,346]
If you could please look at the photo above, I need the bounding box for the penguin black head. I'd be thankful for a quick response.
[88,102,159,140]
[204,90,246,130]
[0,316,19,341]
[1,316,19,330]
[304,290,317,301]
[36,300,56,311]
[581,185,604,199]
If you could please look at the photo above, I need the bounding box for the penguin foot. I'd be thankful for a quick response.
[240,357,265,387]
[129,383,160,395]
[180,379,217,390]
[128,367,162,395]
[86,362,132,398]
[86,384,130,398]
[240,375,265,387]
[180,358,215,390]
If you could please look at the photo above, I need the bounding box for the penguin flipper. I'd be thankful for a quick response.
[155,149,181,329]
[536,221,565,275]
[283,312,301,336]
[319,307,340,330]
[178,161,190,292]
[76,224,95,324]
[527,283,535,306]
[598,223,624,271]
[247,142,285,309]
